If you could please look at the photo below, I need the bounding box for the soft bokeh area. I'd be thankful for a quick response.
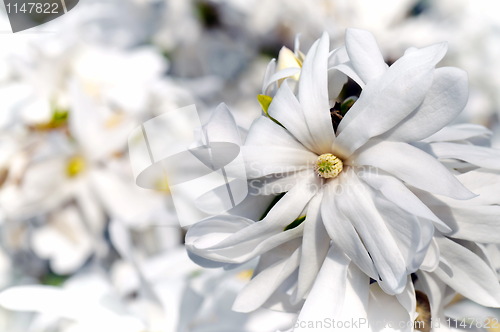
[1,0,500,331]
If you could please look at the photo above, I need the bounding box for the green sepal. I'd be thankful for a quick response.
[257,94,284,127]
[340,96,358,115]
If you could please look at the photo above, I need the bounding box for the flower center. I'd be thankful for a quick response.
[314,153,343,179]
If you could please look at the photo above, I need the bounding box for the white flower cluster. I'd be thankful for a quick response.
[186,28,500,331]
[0,0,499,332]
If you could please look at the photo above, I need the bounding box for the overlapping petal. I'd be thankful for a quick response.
[382,67,469,142]
[298,32,336,153]
[336,42,447,156]
[354,140,476,200]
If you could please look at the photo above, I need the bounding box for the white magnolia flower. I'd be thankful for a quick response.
[185,28,500,328]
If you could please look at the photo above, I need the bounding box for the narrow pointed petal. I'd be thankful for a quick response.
[336,43,447,155]
[383,67,469,142]
[396,276,417,321]
[186,175,319,264]
[185,214,304,264]
[373,195,434,275]
[242,146,317,178]
[293,246,350,331]
[345,28,388,84]
[321,179,377,278]
[431,205,500,244]
[357,167,450,232]
[420,239,440,272]
[368,283,414,332]
[334,169,407,294]
[245,116,307,149]
[263,68,302,94]
[268,80,316,151]
[416,271,447,320]
[429,142,500,170]
[262,58,276,94]
[298,32,336,153]
[354,140,476,200]
[233,248,300,313]
[423,123,491,143]
[294,193,330,303]
[204,103,242,145]
[434,237,500,307]
[243,116,317,178]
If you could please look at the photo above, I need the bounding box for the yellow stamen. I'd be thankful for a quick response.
[314,153,343,179]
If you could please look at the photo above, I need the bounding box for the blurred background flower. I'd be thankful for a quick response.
[1,0,500,331]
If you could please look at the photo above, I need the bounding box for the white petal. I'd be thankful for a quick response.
[358,167,450,232]
[294,192,330,303]
[334,169,407,294]
[431,205,500,243]
[429,142,500,170]
[89,169,164,227]
[336,43,447,156]
[396,276,417,321]
[186,214,302,264]
[334,62,366,88]
[232,248,300,313]
[0,286,76,317]
[242,146,317,178]
[416,271,447,321]
[268,80,316,151]
[328,68,348,102]
[434,237,500,307]
[294,246,350,332]
[445,298,500,322]
[367,283,414,332]
[373,194,434,275]
[321,179,377,279]
[0,285,141,330]
[420,239,440,272]
[296,261,372,331]
[108,219,136,262]
[345,28,388,84]
[423,123,491,143]
[245,116,306,149]
[31,207,93,275]
[204,103,242,145]
[212,174,318,248]
[186,176,318,263]
[298,32,336,153]
[330,45,364,88]
[262,58,277,94]
[243,116,317,178]
[256,169,311,195]
[383,67,468,142]
[264,68,301,93]
[354,140,476,200]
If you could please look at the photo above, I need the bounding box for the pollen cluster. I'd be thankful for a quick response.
[314,153,343,179]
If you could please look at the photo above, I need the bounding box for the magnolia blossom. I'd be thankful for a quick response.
[186,28,500,329]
